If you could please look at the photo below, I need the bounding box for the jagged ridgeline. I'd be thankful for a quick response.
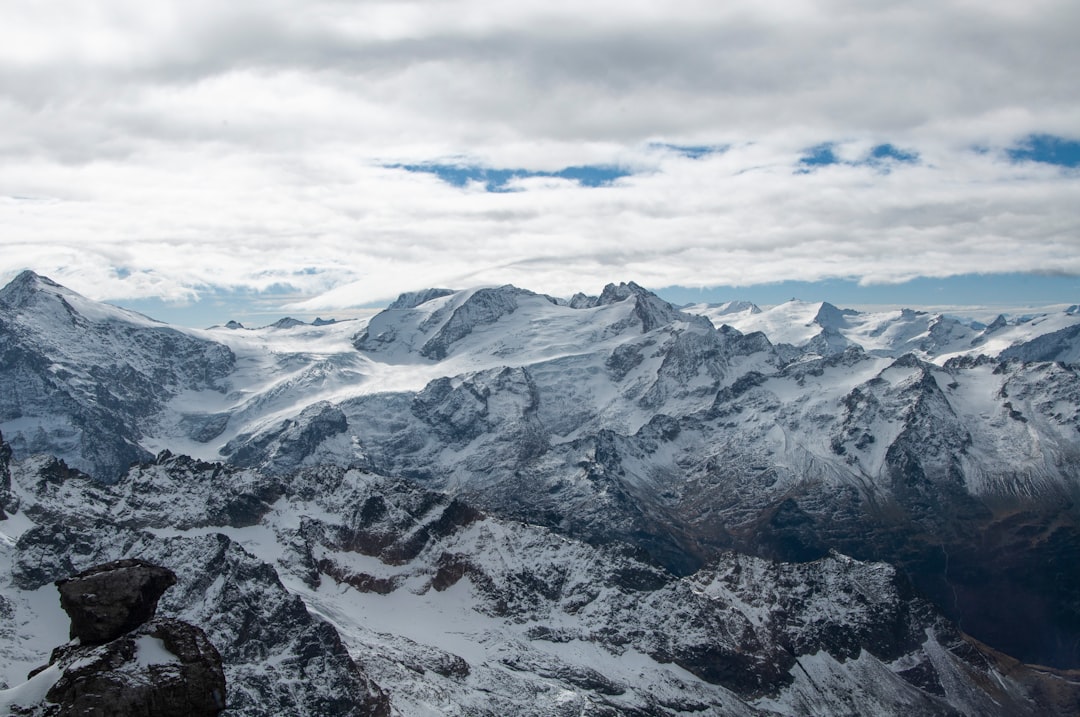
[2,270,1080,715]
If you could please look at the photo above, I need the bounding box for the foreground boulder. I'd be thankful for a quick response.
[56,559,177,644]
[4,560,225,716]
[40,617,226,716]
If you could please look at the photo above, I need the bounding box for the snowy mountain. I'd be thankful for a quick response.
[0,270,235,478]
[3,438,1078,715]
[3,271,1080,691]
[687,298,1080,363]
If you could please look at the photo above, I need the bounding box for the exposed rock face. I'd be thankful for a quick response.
[386,287,455,310]
[221,401,349,475]
[56,559,177,644]
[4,459,390,716]
[1000,322,1080,363]
[0,430,12,519]
[5,559,226,717]
[42,617,226,717]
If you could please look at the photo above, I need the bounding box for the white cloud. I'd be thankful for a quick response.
[0,0,1078,308]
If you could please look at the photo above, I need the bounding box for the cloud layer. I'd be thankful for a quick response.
[1,0,1078,307]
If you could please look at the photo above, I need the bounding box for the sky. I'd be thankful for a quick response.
[1,0,1079,327]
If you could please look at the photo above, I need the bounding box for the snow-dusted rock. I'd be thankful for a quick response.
[4,453,1079,716]
[24,616,227,717]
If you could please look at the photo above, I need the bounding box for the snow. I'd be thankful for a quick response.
[0,510,35,545]
[3,426,1075,715]
[689,299,1080,364]
[8,273,1080,495]
[0,578,71,689]
[0,664,61,713]
[134,635,180,667]
[723,300,829,346]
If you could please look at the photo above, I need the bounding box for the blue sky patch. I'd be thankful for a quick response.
[798,142,918,173]
[649,143,727,159]
[797,143,839,170]
[658,273,1080,312]
[392,163,633,192]
[867,143,919,163]
[1007,134,1080,168]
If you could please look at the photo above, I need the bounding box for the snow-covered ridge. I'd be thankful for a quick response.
[686,298,1080,362]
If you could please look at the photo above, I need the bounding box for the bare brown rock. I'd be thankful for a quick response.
[55,558,176,644]
[43,617,226,717]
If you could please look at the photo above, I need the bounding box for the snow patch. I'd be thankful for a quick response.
[134,635,180,667]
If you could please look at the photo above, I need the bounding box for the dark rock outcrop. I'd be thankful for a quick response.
[418,286,531,360]
[0,430,12,519]
[41,617,226,717]
[1000,322,1080,363]
[56,559,177,644]
[10,559,226,717]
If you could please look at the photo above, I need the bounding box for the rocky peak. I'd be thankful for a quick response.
[596,280,646,304]
[985,313,1008,332]
[713,299,762,316]
[567,291,596,308]
[813,301,858,330]
[269,317,306,329]
[387,287,455,310]
[418,285,535,360]
[0,270,58,309]
[597,281,709,333]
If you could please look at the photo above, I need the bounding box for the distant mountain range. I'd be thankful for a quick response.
[3,270,1080,715]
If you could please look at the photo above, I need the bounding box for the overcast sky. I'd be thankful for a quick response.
[2,0,1078,323]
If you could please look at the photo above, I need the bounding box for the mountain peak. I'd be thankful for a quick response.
[387,288,456,310]
[715,300,761,315]
[985,314,1008,332]
[594,281,711,333]
[0,269,63,308]
[268,317,305,330]
[813,301,859,330]
[597,281,650,305]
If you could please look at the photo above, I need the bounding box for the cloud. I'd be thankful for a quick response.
[0,0,1078,309]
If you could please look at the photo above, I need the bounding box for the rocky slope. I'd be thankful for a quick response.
[2,439,1078,715]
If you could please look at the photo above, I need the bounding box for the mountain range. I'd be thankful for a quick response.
[3,270,1080,715]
